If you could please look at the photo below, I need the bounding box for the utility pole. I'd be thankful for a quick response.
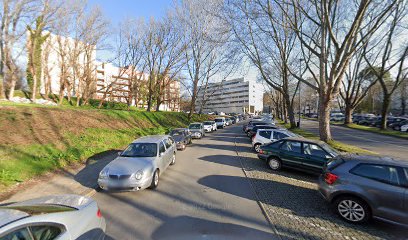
[298,58,304,127]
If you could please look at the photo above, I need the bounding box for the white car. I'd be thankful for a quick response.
[252,129,297,152]
[214,117,226,129]
[401,124,408,132]
[330,113,345,122]
[203,121,215,132]
[0,195,106,240]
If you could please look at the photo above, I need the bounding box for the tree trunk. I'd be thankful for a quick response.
[8,76,16,99]
[318,95,332,142]
[380,93,391,130]
[284,94,296,128]
[344,104,353,125]
[0,74,5,99]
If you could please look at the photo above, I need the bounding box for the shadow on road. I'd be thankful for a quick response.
[74,150,120,188]
[151,216,277,240]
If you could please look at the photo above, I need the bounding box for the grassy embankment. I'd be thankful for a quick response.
[0,102,211,190]
[278,120,375,155]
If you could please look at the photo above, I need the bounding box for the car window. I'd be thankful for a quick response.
[303,143,329,158]
[273,131,289,140]
[0,228,31,240]
[280,141,301,153]
[259,130,271,139]
[165,138,172,149]
[351,164,400,186]
[30,225,62,240]
[159,141,166,154]
[189,124,202,129]
[121,143,158,158]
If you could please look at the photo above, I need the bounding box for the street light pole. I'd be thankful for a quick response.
[298,58,304,128]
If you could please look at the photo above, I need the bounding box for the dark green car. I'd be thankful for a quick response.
[257,137,339,174]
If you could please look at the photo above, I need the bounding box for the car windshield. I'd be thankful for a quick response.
[215,119,223,122]
[189,124,201,129]
[203,122,212,125]
[320,143,339,157]
[121,143,158,157]
[170,130,183,136]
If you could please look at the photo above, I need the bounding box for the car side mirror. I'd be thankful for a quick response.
[117,151,122,156]
[159,152,164,157]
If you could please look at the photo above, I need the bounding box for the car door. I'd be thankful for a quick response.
[158,141,167,171]
[302,143,331,173]
[279,140,304,168]
[164,138,174,166]
[350,164,407,223]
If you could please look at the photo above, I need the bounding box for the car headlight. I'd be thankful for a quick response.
[99,168,109,179]
[133,170,143,180]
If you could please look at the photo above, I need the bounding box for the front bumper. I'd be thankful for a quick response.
[98,175,152,191]
[204,128,212,132]
[176,143,186,150]
[257,153,268,161]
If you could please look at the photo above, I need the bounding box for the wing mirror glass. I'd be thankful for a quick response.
[117,151,122,156]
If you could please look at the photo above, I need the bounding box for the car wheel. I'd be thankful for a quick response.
[149,170,159,189]
[267,157,281,171]
[334,196,371,223]
[254,143,262,153]
[170,153,176,165]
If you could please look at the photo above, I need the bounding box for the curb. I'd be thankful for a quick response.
[233,132,282,240]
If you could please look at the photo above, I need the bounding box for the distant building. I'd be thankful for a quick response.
[196,77,263,114]
[95,62,180,111]
[39,32,96,96]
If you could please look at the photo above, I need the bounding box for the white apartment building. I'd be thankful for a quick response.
[39,32,96,96]
[196,77,263,114]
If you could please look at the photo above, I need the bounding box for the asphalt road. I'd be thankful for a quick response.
[301,119,408,160]
[92,124,276,240]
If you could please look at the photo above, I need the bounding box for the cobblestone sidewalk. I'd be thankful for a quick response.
[234,135,407,240]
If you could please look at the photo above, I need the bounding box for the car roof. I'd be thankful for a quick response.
[171,128,187,131]
[339,154,408,167]
[0,195,92,228]
[0,209,29,228]
[132,135,168,143]
[282,137,324,144]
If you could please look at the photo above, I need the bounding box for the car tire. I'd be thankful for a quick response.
[267,157,282,171]
[170,153,176,165]
[149,170,159,189]
[254,143,262,153]
[334,196,371,223]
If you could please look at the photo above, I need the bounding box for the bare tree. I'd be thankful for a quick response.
[340,47,378,124]
[363,0,408,129]
[176,0,239,119]
[275,0,397,141]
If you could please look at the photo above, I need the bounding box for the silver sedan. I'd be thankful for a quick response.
[98,135,176,191]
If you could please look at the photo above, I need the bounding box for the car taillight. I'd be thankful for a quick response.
[252,135,255,140]
[97,208,102,218]
[324,172,338,185]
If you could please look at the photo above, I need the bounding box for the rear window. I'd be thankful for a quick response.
[326,157,345,171]
[215,119,223,122]
[350,164,401,186]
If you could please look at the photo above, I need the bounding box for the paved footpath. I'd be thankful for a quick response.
[301,120,408,160]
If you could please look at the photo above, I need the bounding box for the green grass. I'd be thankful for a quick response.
[345,123,408,140]
[0,105,212,189]
[277,120,376,155]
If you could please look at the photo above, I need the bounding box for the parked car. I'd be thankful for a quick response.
[252,129,297,153]
[188,122,205,139]
[214,117,226,129]
[244,121,273,133]
[203,121,215,133]
[319,154,408,225]
[258,137,339,174]
[358,116,377,126]
[169,128,192,150]
[390,120,408,131]
[0,195,106,240]
[387,117,408,127]
[225,118,232,126]
[247,125,280,138]
[330,113,345,122]
[98,135,176,191]
[401,124,408,132]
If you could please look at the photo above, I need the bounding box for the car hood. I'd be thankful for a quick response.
[172,135,185,142]
[105,156,154,174]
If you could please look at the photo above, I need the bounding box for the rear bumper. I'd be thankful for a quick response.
[176,143,186,150]
[317,175,332,202]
